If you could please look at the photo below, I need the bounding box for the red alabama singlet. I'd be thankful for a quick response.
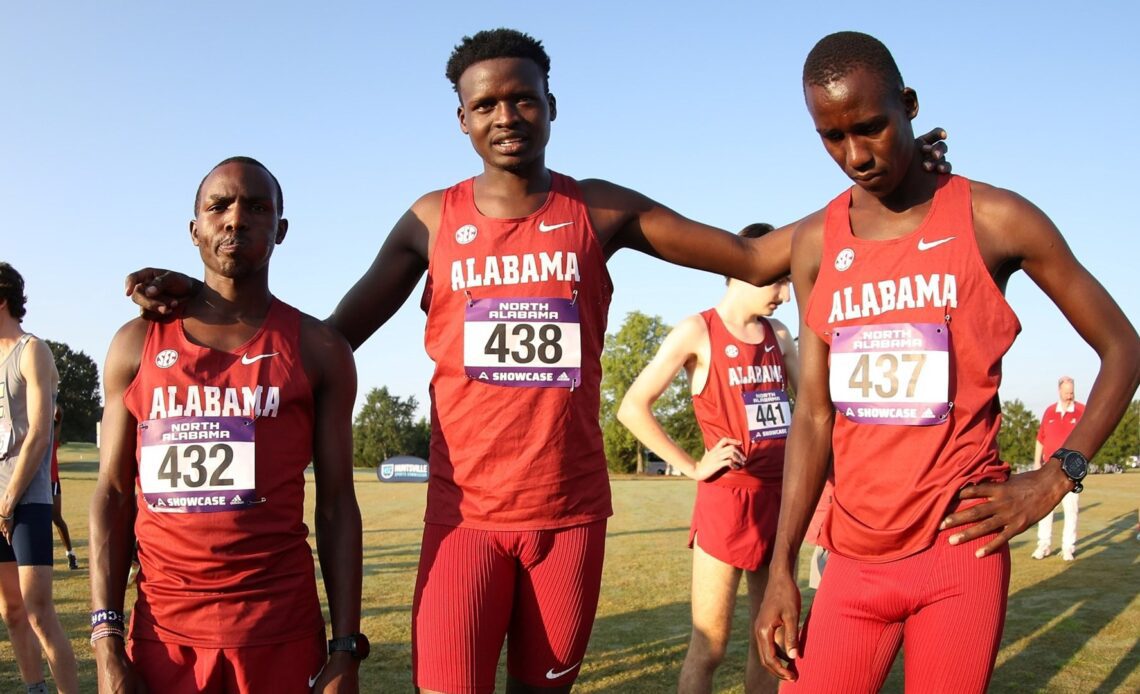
[422,172,613,530]
[691,310,789,487]
[122,299,323,646]
[805,175,1020,562]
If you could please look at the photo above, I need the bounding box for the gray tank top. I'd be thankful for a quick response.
[0,334,53,505]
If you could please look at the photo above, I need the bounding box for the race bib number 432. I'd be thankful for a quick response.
[464,297,582,388]
[139,416,257,512]
[829,323,950,426]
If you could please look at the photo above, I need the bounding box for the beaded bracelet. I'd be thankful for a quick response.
[90,623,126,647]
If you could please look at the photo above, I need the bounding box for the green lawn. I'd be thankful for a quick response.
[3,443,1138,692]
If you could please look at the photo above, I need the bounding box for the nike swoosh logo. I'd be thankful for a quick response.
[917,236,955,251]
[546,662,580,680]
[538,221,573,232]
[765,345,777,353]
[241,352,279,365]
[308,672,321,688]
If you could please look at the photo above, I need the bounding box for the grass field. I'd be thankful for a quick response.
[3,443,1138,692]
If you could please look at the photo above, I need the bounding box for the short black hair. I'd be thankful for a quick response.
[0,262,27,322]
[727,223,776,283]
[738,223,775,240]
[194,156,283,216]
[803,31,903,92]
[445,28,551,94]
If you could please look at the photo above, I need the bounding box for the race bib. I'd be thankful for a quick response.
[0,421,11,460]
[138,416,257,513]
[829,323,950,426]
[464,297,582,388]
[743,390,791,441]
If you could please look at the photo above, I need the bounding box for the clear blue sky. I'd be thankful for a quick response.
[3,2,1137,421]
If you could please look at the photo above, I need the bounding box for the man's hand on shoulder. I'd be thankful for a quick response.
[917,127,951,174]
[125,268,199,320]
[941,461,1074,557]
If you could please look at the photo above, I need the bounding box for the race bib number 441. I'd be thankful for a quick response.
[139,417,257,512]
[743,390,791,441]
[464,297,582,388]
[830,323,950,426]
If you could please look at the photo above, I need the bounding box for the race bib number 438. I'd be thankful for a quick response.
[829,323,950,426]
[139,417,257,512]
[464,297,582,388]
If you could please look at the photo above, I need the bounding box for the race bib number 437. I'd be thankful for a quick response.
[829,323,950,426]
[139,417,257,512]
[464,297,582,388]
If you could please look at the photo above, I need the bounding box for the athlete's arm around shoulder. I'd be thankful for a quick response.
[941,182,1140,555]
[90,318,148,691]
[755,210,831,682]
[577,178,793,287]
[326,190,441,351]
[299,315,363,691]
[617,315,739,480]
[0,337,58,519]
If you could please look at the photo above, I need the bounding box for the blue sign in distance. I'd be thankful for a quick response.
[377,456,429,483]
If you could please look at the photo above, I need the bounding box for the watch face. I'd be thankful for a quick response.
[330,634,369,660]
[1062,451,1088,480]
[355,634,370,660]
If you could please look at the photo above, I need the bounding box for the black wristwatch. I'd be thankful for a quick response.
[1050,448,1088,493]
[328,633,370,660]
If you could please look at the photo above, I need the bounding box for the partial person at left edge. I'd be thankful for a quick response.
[90,157,365,694]
[50,403,80,571]
[0,262,80,694]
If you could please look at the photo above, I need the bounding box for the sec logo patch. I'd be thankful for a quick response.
[155,349,178,368]
[834,248,855,272]
[455,225,478,245]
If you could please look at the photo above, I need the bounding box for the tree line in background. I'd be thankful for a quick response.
[600,311,702,473]
[352,387,430,467]
[999,398,1139,471]
[46,340,101,443]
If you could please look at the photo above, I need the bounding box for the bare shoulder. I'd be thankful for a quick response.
[20,335,59,379]
[102,318,149,386]
[298,312,354,382]
[767,317,793,337]
[968,179,1044,221]
[968,178,1063,266]
[790,208,828,273]
[577,177,648,212]
[409,188,446,220]
[790,208,827,247]
[22,334,55,359]
[108,318,149,355]
[671,313,710,346]
[299,312,353,357]
[576,177,626,199]
[405,188,447,244]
